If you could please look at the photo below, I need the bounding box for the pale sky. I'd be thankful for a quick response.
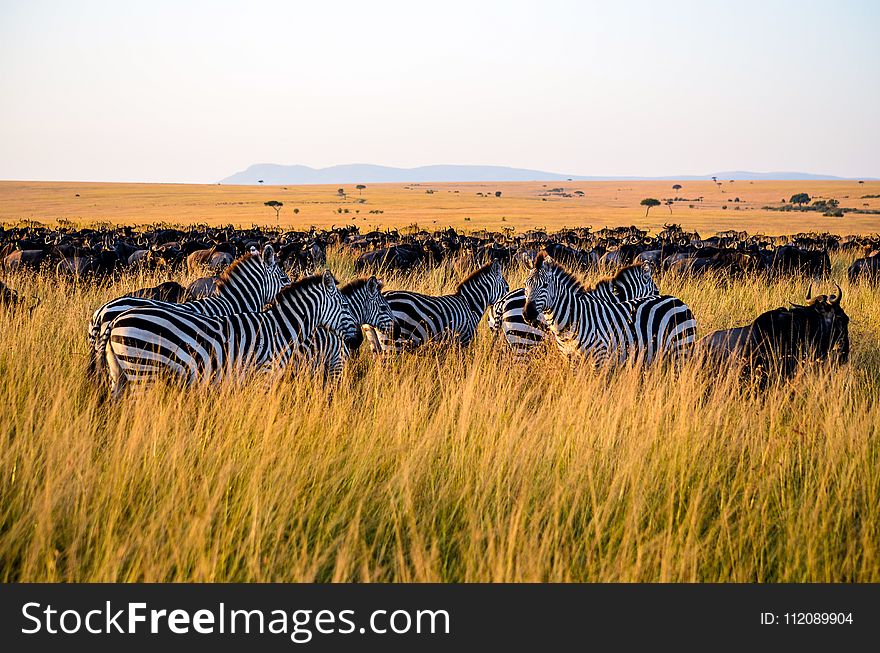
[0,0,877,182]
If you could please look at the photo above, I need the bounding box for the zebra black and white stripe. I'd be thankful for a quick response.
[523,253,696,366]
[103,271,356,397]
[88,246,289,380]
[295,326,349,386]
[363,260,509,352]
[297,276,394,383]
[489,262,660,359]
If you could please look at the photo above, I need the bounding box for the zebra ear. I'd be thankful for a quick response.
[262,245,276,267]
[322,269,336,290]
[366,275,378,294]
[534,253,551,269]
[490,260,501,274]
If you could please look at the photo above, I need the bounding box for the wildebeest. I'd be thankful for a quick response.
[4,249,50,271]
[848,253,880,283]
[354,244,426,272]
[126,281,189,303]
[186,246,235,275]
[186,276,219,300]
[699,286,849,378]
[0,279,39,310]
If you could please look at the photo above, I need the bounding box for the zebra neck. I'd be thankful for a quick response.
[266,296,321,354]
[215,287,255,312]
[342,289,366,325]
[544,288,587,335]
[215,261,264,311]
[456,281,490,316]
[588,283,616,302]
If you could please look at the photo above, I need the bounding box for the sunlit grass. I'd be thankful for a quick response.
[1,251,878,582]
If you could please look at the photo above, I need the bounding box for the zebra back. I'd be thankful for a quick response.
[523,253,696,366]
[104,270,352,396]
[88,246,289,380]
[494,262,659,358]
[368,261,508,351]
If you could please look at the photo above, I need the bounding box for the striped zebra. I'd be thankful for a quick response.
[522,253,696,366]
[363,260,509,352]
[296,276,394,383]
[294,326,350,386]
[88,246,289,380]
[104,271,357,398]
[488,262,660,359]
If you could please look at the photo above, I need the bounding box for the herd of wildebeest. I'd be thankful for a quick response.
[0,221,877,390]
[2,222,879,284]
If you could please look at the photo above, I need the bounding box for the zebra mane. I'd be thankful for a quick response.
[270,272,338,304]
[214,252,259,291]
[536,254,589,296]
[340,277,382,297]
[585,263,646,295]
[455,261,497,293]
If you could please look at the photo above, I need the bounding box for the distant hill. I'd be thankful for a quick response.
[219,164,863,185]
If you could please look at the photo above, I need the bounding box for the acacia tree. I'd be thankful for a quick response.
[640,198,661,217]
[337,188,346,199]
[672,184,682,194]
[356,184,366,194]
[790,193,811,206]
[264,200,283,220]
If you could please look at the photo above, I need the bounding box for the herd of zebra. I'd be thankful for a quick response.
[79,237,850,399]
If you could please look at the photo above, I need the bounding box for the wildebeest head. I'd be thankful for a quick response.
[802,284,849,363]
[753,284,849,369]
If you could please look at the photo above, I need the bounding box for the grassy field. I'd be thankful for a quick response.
[1,245,879,582]
[2,179,880,234]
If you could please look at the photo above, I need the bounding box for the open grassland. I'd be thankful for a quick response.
[2,179,880,235]
[1,248,879,582]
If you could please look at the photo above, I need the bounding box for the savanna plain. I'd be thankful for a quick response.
[1,180,879,582]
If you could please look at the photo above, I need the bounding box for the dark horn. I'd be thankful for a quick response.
[832,284,842,305]
[805,283,812,301]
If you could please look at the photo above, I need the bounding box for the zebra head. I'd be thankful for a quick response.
[214,245,291,310]
[339,275,394,350]
[340,276,394,331]
[523,252,558,326]
[609,262,659,301]
[262,245,292,297]
[318,270,359,343]
[363,276,394,332]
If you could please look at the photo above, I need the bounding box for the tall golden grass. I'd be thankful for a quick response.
[1,250,878,582]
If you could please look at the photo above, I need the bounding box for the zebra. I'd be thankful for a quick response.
[87,246,289,380]
[522,253,696,366]
[297,275,394,384]
[294,326,350,387]
[488,262,660,359]
[103,270,357,398]
[363,260,509,352]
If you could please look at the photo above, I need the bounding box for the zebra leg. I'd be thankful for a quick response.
[91,321,114,383]
[104,339,128,400]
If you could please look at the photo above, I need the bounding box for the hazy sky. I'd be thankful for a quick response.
[1,0,878,182]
